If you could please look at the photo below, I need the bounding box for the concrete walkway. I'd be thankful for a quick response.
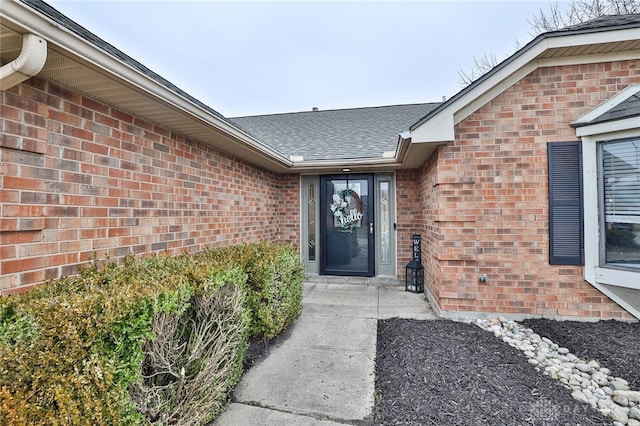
[214,281,436,425]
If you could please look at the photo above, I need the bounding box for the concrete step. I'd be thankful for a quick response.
[304,274,403,287]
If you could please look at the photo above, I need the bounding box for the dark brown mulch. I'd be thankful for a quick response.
[373,318,613,426]
[522,318,640,390]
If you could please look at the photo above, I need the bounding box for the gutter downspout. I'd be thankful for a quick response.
[0,34,47,91]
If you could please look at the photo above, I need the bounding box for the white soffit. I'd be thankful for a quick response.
[410,27,640,145]
[1,0,293,172]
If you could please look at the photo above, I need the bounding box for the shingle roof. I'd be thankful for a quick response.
[230,103,440,161]
[411,14,640,132]
[572,85,640,128]
[21,0,229,123]
[591,92,640,124]
[561,13,640,31]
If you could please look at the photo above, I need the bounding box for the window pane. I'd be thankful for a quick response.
[602,139,640,268]
[380,181,390,263]
[308,183,316,261]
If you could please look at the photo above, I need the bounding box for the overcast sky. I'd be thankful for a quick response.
[47,1,570,117]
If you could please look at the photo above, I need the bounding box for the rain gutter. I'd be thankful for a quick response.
[0,33,47,91]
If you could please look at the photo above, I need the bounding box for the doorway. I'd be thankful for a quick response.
[320,174,375,276]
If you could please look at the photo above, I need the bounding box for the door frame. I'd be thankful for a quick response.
[319,174,375,277]
[300,173,396,277]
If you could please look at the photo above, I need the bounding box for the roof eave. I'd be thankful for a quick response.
[410,21,640,143]
[290,157,404,173]
[3,0,293,172]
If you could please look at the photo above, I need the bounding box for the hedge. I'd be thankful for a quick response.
[197,241,305,340]
[0,242,304,425]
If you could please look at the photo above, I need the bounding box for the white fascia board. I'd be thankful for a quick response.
[411,27,640,143]
[1,0,292,168]
[595,268,640,290]
[411,40,550,143]
[575,117,640,137]
[590,282,640,319]
[573,84,640,127]
[409,109,455,143]
[291,157,402,169]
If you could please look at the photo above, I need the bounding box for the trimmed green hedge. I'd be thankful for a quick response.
[198,242,305,340]
[0,242,304,425]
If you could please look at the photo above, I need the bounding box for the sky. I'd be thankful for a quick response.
[47,0,570,117]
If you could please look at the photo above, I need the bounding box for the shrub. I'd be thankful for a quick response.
[198,242,305,340]
[0,242,304,425]
[130,268,249,425]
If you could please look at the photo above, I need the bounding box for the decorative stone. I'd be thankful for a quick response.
[610,380,631,391]
[572,389,590,404]
[598,398,615,410]
[593,371,610,386]
[614,391,640,404]
[614,395,630,407]
[474,318,639,426]
[576,363,594,374]
[610,405,629,424]
[594,388,608,400]
[569,375,583,386]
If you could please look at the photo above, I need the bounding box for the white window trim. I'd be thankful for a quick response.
[578,127,640,291]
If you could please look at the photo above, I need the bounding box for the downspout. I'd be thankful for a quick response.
[0,34,47,91]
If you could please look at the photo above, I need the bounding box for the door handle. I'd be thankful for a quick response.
[369,222,374,234]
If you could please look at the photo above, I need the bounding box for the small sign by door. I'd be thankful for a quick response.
[412,234,421,263]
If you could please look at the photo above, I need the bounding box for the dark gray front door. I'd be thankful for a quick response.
[320,174,374,276]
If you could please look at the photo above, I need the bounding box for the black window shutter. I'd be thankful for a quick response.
[548,141,584,265]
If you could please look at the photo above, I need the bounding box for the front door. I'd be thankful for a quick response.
[320,174,374,276]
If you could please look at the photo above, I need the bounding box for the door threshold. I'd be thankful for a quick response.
[305,274,402,286]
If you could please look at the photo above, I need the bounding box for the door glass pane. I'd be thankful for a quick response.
[324,177,370,274]
[602,139,640,268]
[307,183,316,261]
[380,181,390,263]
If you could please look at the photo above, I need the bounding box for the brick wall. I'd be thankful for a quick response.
[395,169,424,276]
[417,60,640,320]
[1,78,299,293]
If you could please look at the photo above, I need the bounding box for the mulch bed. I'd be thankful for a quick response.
[522,318,640,390]
[372,318,616,426]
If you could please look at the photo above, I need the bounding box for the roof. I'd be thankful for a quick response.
[4,2,639,172]
[561,13,640,31]
[572,84,640,129]
[20,0,228,122]
[410,14,640,137]
[3,0,292,172]
[590,91,640,124]
[230,103,440,161]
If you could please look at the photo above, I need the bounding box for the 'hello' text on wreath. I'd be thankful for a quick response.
[330,189,363,230]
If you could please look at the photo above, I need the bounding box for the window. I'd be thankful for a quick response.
[600,138,640,270]
[577,127,640,290]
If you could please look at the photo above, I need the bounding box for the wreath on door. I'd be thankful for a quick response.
[330,189,363,230]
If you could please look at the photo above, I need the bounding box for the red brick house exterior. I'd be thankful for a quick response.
[1,1,639,320]
[410,62,639,320]
[1,79,299,292]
